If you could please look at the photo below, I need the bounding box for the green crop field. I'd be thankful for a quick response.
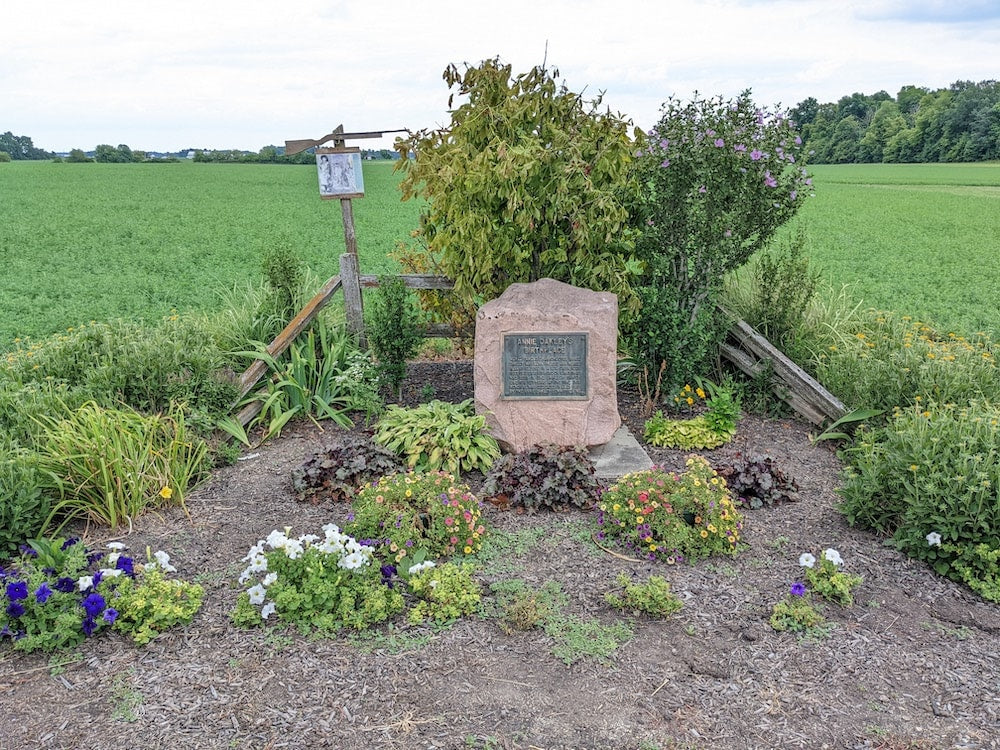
[0,160,418,347]
[790,162,1000,337]
[3,159,998,349]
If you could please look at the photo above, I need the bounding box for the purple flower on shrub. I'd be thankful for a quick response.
[764,171,777,188]
[5,581,27,601]
[750,149,763,161]
[34,583,52,604]
[103,608,118,625]
[714,138,725,147]
[54,577,75,594]
[734,143,746,152]
[660,159,670,168]
[82,592,106,618]
[6,602,25,618]
[81,617,98,636]
[698,185,707,194]
[790,582,806,597]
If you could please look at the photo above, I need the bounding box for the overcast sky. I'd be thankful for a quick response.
[6,0,999,153]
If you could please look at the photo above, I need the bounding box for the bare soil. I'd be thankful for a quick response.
[1,361,998,750]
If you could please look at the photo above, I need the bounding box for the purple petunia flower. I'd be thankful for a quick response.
[54,577,75,593]
[5,581,27,601]
[35,583,53,604]
[103,608,118,625]
[790,582,807,597]
[61,538,79,551]
[115,556,134,577]
[750,149,763,161]
[6,601,25,618]
[82,592,106,619]
[81,617,98,636]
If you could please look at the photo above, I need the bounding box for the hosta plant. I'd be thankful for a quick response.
[597,456,743,562]
[481,443,601,511]
[347,471,486,563]
[291,433,405,503]
[374,399,500,475]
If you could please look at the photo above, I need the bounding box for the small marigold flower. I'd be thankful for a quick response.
[159,486,173,500]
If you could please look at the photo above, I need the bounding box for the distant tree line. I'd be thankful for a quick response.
[792,79,1000,163]
[0,131,53,160]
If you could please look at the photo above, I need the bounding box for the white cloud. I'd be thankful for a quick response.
[4,0,998,152]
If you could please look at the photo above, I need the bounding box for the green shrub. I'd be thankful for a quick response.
[481,443,600,511]
[348,471,486,562]
[374,399,500,475]
[598,456,744,562]
[3,317,239,421]
[395,58,641,334]
[33,401,209,530]
[839,402,1000,599]
[0,451,55,560]
[719,453,799,509]
[604,572,683,618]
[366,276,424,397]
[0,151,12,162]
[626,92,810,389]
[730,227,820,356]
[232,524,404,632]
[291,433,405,503]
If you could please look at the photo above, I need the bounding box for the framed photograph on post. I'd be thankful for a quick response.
[316,147,365,199]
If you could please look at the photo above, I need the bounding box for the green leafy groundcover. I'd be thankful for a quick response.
[1,537,202,652]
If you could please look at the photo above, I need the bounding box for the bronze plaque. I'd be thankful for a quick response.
[501,332,588,399]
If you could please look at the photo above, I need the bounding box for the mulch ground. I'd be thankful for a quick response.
[1,360,998,750]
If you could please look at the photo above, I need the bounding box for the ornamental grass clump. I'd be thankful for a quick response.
[231,524,404,633]
[1,537,201,652]
[347,471,486,563]
[597,456,743,562]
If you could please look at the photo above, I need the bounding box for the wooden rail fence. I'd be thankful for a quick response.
[233,256,844,429]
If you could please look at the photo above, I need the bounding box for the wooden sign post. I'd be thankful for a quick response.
[284,124,406,347]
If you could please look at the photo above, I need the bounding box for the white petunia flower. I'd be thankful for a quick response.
[265,530,288,549]
[153,550,177,573]
[78,576,94,591]
[798,552,816,568]
[338,551,368,570]
[926,532,942,547]
[823,548,844,566]
[98,568,123,578]
[243,542,265,562]
[106,552,121,566]
[282,540,304,560]
[262,572,277,587]
[246,554,268,574]
[407,561,437,576]
[106,542,127,551]
[321,523,341,536]
[247,584,267,605]
[298,534,319,545]
[260,601,276,620]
